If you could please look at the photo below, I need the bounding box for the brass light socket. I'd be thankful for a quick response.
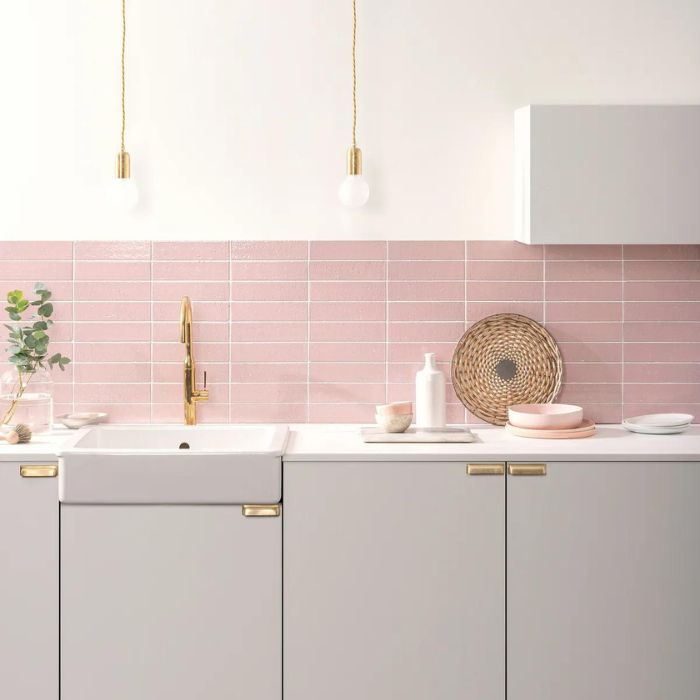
[115,151,131,179]
[346,146,363,176]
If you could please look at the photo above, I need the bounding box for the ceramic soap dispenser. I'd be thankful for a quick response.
[415,353,446,429]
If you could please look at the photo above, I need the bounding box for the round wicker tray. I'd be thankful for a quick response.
[451,313,562,425]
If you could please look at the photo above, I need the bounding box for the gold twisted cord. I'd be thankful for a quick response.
[120,0,126,153]
[351,0,357,147]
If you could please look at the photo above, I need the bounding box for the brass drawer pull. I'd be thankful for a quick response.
[508,463,547,476]
[467,463,505,476]
[20,464,58,478]
[242,504,281,517]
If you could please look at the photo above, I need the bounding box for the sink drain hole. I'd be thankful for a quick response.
[179,442,190,450]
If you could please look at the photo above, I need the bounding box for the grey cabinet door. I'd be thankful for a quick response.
[61,505,281,700]
[508,461,700,700]
[284,461,505,700]
[0,461,58,700]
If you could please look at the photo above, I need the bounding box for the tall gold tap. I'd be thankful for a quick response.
[180,296,209,425]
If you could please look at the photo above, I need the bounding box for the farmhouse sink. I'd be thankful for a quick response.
[57,424,288,505]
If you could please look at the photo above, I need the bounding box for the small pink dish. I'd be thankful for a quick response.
[508,403,583,430]
[376,402,413,416]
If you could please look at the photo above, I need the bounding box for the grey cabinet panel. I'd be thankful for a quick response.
[0,462,58,700]
[508,461,700,700]
[61,505,281,700]
[284,461,505,700]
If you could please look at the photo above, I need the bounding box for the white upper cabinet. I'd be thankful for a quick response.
[515,105,700,244]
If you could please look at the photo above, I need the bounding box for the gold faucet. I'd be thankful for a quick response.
[180,296,209,425]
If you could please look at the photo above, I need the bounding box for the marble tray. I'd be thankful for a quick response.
[360,427,476,443]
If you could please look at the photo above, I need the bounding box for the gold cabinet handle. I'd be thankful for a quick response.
[467,463,505,476]
[20,464,58,478]
[508,463,547,476]
[242,504,281,517]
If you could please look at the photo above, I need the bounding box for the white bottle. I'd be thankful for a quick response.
[415,353,446,429]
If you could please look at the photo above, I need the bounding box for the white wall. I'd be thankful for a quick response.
[2,0,699,240]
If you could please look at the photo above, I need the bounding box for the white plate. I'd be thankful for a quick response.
[623,422,690,435]
[624,413,694,428]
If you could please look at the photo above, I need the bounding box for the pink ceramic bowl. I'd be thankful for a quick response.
[508,404,583,430]
[376,402,413,416]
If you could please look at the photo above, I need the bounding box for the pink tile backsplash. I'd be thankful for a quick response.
[0,241,698,423]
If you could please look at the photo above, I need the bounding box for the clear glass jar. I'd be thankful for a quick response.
[0,366,54,434]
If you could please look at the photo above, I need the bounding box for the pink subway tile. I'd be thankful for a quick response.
[624,260,700,281]
[230,363,307,384]
[559,343,622,363]
[545,302,622,323]
[52,384,73,403]
[309,383,386,404]
[152,322,228,343]
[74,261,150,280]
[564,363,622,383]
[231,261,307,281]
[467,281,542,302]
[74,280,150,301]
[75,302,149,322]
[389,280,464,302]
[623,244,700,260]
[231,343,307,363]
[558,383,622,404]
[388,260,464,280]
[310,363,385,383]
[230,383,307,404]
[153,301,228,322]
[625,302,700,322]
[75,241,150,260]
[545,245,621,261]
[388,322,464,343]
[231,301,307,322]
[310,260,385,280]
[153,261,229,280]
[624,322,700,343]
[43,322,72,342]
[193,403,230,423]
[625,384,700,404]
[467,260,542,281]
[232,322,307,343]
[387,362,451,383]
[308,403,376,423]
[153,242,229,260]
[229,403,307,423]
[152,363,227,384]
[388,342,457,363]
[386,383,462,407]
[545,281,622,302]
[545,260,622,281]
[0,241,73,259]
[153,382,229,404]
[581,405,623,424]
[310,241,386,260]
[546,322,622,343]
[623,403,700,418]
[74,343,151,363]
[468,241,543,260]
[624,281,700,302]
[0,261,72,279]
[310,322,385,343]
[311,281,385,302]
[74,404,151,423]
[231,241,308,260]
[74,383,150,403]
[310,302,385,322]
[231,281,307,302]
[624,343,700,363]
[74,363,150,383]
[1,280,72,300]
[624,363,700,383]
[388,241,463,260]
[467,302,543,322]
[310,343,385,363]
[152,342,228,363]
[153,281,228,302]
[388,302,464,322]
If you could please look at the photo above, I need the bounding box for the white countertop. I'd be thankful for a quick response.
[0,424,698,463]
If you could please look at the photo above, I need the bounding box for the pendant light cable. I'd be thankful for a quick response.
[120,0,127,154]
[351,0,357,148]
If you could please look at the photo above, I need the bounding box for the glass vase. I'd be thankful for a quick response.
[0,366,54,434]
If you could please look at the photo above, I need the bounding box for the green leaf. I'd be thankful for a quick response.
[16,299,29,312]
[32,330,47,341]
[24,335,36,349]
[37,303,53,317]
[4,306,16,314]
[60,356,71,366]
[33,282,47,293]
[33,321,48,331]
[9,312,21,321]
[7,290,23,305]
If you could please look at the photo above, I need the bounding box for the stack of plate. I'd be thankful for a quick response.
[505,403,595,439]
[623,413,694,435]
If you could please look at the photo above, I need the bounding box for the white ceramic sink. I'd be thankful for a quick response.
[58,424,288,505]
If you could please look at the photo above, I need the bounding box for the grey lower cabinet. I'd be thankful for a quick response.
[508,461,700,700]
[0,461,58,700]
[284,460,506,700]
[60,505,281,700]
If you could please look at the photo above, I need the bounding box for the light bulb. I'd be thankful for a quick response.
[109,177,139,211]
[338,174,369,208]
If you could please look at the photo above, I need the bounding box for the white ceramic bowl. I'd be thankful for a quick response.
[375,412,413,433]
[57,412,108,430]
[508,404,583,430]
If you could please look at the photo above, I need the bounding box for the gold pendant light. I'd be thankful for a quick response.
[110,0,139,210]
[338,0,370,208]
